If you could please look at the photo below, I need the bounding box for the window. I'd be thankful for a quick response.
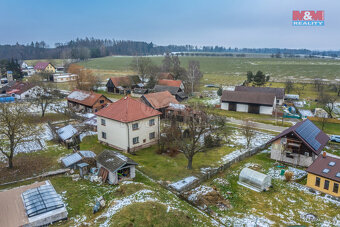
[101,119,106,126]
[149,132,155,140]
[149,119,155,126]
[329,162,336,167]
[133,137,139,144]
[102,132,106,139]
[132,123,139,130]
[324,180,330,190]
[315,177,320,187]
[323,168,330,174]
[333,183,339,193]
[100,100,104,104]
[336,172,340,178]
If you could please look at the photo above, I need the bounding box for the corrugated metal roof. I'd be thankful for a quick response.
[61,153,82,167]
[57,125,78,141]
[79,150,96,158]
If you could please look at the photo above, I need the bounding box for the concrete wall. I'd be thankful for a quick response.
[270,139,314,167]
[260,106,273,115]
[221,102,229,110]
[97,115,160,152]
[306,173,340,197]
[236,103,248,112]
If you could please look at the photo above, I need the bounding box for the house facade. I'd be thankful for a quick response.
[96,150,138,184]
[34,62,56,73]
[53,73,78,83]
[268,119,329,167]
[235,86,285,106]
[306,154,340,197]
[67,90,112,113]
[6,82,44,100]
[96,96,161,152]
[221,90,276,115]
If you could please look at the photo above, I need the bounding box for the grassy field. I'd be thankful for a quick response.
[81,136,236,182]
[206,152,340,226]
[78,56,340,84]
[25,59,67,67]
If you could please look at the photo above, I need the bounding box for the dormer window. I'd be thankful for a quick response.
[322,168,330,174]
[329,162,336,167]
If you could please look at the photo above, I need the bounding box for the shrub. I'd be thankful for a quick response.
[284,171,294,182]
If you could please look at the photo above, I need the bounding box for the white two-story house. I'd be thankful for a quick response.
[96,96,162,153]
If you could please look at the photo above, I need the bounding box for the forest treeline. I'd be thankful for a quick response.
[0,37,339,60]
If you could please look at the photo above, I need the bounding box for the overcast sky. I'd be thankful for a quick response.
[0,0,339,50]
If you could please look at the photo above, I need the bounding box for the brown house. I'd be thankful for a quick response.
[67,90,112,113]
[268,119,329,167]
[140,91,179,116]
[106,76,142,94]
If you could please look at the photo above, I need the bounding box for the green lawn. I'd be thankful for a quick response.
[78,56,340,84]
[80,135,236,182]
[312,121,340,135]
[206,153,340,226]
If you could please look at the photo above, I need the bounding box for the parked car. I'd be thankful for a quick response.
[330,135,340,143]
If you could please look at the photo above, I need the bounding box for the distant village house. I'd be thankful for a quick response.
[106,76,142,94]
[140,90,179,116]
[34,62,56,73]
[67,90,112,113]
[234,86,285,105]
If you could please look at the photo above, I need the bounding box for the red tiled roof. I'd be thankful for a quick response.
[96,96,161,122]
[67,90,109,107]
[6,82,36,95]
[109,76,133,87]
[142,91,179,109]
[307,155,340,182]
[34,62,50,70]
[157,73,174,80]
[158,79,182,88]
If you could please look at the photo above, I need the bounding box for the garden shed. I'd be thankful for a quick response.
[238,167,272,192]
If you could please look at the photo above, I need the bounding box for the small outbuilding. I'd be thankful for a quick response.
[238,167,272,192]
[61,150,96,168]
[96,150,138,184]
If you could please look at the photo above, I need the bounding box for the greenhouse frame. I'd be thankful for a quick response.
[238,167,272,192]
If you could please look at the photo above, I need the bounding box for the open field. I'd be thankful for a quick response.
[78,56,340,84]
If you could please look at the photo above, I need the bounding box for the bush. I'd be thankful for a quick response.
[204,134,221,148]
[284,171,294,182]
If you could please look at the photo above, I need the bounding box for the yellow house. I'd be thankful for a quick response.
[306,154,340,197]
[34,62,56,73]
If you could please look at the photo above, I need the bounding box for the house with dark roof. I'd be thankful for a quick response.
[96,150,138,184]
[96,96,162,152]
[235,86,285,105]
[153,85,188,102]
[6,82,44,100]
[67,90,112,113]
[157,72,174,80]
[268,119,329,167]
[106,76,142,94]
[306,154,340,197]
[221,90,276,115]
[140,91,179,116]
[34,62,56,73]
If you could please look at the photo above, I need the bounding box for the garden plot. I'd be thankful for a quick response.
[205,153,340,226]
[27,100,67,114]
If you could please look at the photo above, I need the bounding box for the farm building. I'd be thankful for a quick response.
[140,90,179,116]
[6,82,44,100]
[52,124,80,149]
[96,150,138,184]
[157,79,184,90]
[52,73,78,83]
[234,86,285,105]
[306,154,340,197]
[221,90,276,115]
[61,150,96,168]
[238,167,272,192]
[268,119,329,167]
[153,85,188,102]
[0,180,67,227]
[131,88,148,97]
[106,76,142,94]
[34,62,56,73]
[67,90,112,113]
[96,96,161,152]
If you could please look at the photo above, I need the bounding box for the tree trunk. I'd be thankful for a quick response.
[8,157,13,168]
[187,156,193,170]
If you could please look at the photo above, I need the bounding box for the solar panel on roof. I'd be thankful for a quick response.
[22,184,64,218]
[295,120,321,151]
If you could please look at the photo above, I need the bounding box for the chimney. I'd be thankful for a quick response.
[322,151,326,158]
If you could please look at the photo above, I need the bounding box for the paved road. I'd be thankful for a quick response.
[226,117,289,133]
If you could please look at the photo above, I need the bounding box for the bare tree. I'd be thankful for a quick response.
[294,84,306,97]
[320,115,328,131]
[68,64,100,91]
[34,83,64,117]
[284,80,294,94]
[241,119,255,149]
[0,103,41,168]
[187,61,203,94]
[314,78,322,92]
[318,93,337,118]
[130,57,155,83]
